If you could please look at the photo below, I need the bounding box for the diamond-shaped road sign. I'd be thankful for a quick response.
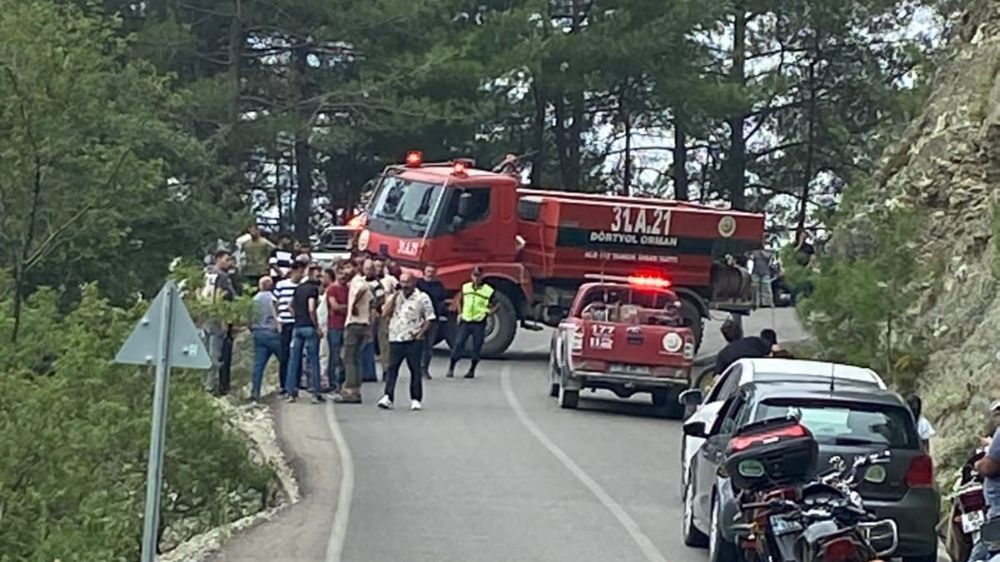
[115,280,211,370]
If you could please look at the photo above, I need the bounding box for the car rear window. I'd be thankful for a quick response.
[754,399,919,450]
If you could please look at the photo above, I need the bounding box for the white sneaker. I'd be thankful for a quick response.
[377,395,393,410]
[410,400,422,411]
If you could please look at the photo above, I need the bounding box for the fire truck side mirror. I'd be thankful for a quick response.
[457,191,474,219]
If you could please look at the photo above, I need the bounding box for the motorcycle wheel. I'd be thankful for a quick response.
[708,494,742,562]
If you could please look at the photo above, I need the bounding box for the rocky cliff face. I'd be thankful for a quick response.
[834,0,999,469]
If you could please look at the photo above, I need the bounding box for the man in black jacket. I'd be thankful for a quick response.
[417,264,448,379]
[715,320,775,374]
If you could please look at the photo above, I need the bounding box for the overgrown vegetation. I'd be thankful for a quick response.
[0,4,271,559]
[796,204,929,391]
[0,285,277,562]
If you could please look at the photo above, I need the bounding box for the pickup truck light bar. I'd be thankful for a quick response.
[583,273,672,288]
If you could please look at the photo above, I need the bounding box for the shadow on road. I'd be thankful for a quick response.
[560,392,684,421]
[429,347,550,362]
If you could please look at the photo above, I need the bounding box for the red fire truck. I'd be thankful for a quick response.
[355,153,765,357]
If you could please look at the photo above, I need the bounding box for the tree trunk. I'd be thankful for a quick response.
[11,264,24,343]
[220,0,244,206]
[725,7,747,209]
[673,110,689,201]
[530,81,546,187]
[550,0,586,191]
[292,42,314,241]
[552,94,570,188]
[293,139,313,241]
[567,90,584,190]
[621,83,632,196]
[797,35,820,237]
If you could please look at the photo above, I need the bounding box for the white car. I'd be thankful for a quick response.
[677,358,887,496]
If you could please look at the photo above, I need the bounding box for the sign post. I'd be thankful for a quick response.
[115,280,211,562]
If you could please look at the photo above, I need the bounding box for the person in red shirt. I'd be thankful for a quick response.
[325,260,354,392]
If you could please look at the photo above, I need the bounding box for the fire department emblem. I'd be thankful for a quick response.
[718,216,736,238]
[357,229,370,251]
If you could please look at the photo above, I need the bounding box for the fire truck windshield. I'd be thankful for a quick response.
[368,176,443,236]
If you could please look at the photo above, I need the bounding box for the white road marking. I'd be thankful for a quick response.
[500,366,668,562]
[324,404,355,562]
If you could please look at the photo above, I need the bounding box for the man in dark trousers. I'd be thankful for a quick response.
[285,263,325,403]
[274,261,304,395]
[714,320,775,374]
[417,263,448,379]
[202,250,236,396]
[446,267,495,379]
[377,272,436,411]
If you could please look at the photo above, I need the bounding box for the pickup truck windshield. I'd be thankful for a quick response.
[754,400,918,449]
[369,176,443,237]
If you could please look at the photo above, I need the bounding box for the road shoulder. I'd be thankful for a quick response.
[213,401,344,562]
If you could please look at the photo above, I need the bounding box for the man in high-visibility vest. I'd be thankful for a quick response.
[446,267,496,379]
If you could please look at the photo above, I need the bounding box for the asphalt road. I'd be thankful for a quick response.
[216,309,806,562]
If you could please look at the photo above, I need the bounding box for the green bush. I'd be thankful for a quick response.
[0,285,277,561]
[796,207,928,390]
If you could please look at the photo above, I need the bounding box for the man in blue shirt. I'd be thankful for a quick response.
[969,401,1000,561]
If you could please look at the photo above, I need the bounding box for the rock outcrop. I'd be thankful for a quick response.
[834,0,1000,471]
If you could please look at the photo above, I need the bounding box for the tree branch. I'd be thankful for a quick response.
[23,148,134,274]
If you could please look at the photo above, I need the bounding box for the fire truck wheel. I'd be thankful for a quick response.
[481,291,517,358]
[558,386,579,409]
[679,298,704,352]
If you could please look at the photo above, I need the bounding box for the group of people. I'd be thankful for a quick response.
[745,230,817,309]
[201,225,502,411]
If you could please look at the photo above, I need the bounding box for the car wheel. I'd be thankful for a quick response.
[708,493,740,562]
[683,475,708,547]
[679,439,687,500]
[548,344,561,398]
[558,386,579,409]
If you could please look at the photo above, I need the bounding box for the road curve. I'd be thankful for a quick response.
[216,309,805,562]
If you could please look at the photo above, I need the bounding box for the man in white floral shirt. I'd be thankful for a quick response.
[377,272,435,411]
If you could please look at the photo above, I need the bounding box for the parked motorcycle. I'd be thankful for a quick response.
[943,447,987,562]
[723,417,897,562]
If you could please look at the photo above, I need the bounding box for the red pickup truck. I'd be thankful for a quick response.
[548,277,696,418]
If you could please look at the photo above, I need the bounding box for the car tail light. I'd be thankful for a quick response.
[571,326,583,352]
[727,423,807,454]
[821,537,858,562]
[959,487,986,512]
[906,455,934,488]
